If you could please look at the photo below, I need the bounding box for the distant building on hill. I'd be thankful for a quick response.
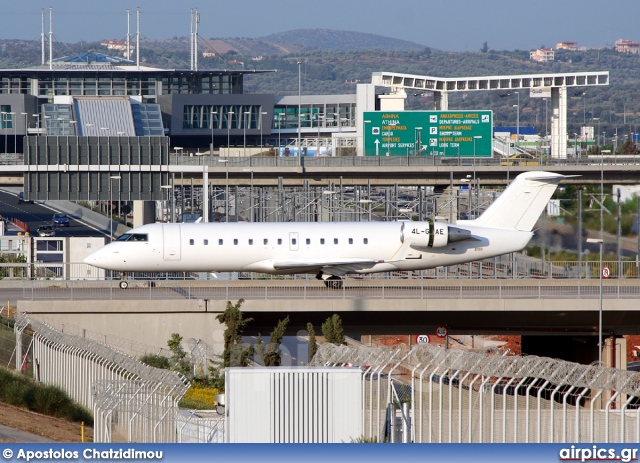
[530,48,554,62]
[615,39,640,54]
[556,41,578,51]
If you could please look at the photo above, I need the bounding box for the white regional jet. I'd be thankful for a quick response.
[85,171,565,289]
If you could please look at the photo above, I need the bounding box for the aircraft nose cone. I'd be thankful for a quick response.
[84,252,100,265]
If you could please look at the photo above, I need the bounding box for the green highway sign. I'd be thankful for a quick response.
[363,110,493,157]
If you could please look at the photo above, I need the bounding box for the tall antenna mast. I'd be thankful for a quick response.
[136,7,140,69]
[41,8,45,66]
[194,8,199,71]
[189,8,194,70]
[126,9,130,60]
[48,7,53,70]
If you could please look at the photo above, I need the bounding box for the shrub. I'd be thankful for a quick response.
[178,386,220,410]
[140,354,170,369]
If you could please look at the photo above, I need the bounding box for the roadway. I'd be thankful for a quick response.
[0,189,101,237]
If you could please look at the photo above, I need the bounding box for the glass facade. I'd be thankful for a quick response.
[183,105,264,130]
[273,102,356,129]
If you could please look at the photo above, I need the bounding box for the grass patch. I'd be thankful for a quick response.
[0,367,93,426]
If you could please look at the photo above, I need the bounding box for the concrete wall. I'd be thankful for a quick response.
[19,299,226,352]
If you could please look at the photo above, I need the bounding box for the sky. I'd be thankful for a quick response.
[1,0,640,52]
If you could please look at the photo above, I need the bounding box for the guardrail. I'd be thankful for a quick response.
[1,259,636,282]
[1,260,638,301]
[4,153,640,169]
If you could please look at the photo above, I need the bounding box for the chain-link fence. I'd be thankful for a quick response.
[312,343,640,443]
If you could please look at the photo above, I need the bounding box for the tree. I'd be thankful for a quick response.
[616,131,639,154]
[263,316,289,366]
[322,314,345,345]
[307,322,318,363]
[480,41,489,53]
[254,334,265,365]
[167,333,191,376]
[215,299,254,367]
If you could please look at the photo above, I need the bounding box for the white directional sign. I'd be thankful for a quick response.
[416,335,431,344]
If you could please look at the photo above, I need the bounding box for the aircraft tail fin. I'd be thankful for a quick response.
[473,171,565,232]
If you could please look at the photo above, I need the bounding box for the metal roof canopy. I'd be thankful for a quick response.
[371,71,610,159]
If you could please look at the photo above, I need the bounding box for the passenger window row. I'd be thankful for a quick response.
[188,237,370,246]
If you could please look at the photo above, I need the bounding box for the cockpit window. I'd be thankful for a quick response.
[115,233,148,242]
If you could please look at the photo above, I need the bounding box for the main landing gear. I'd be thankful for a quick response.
[317,272,344,289]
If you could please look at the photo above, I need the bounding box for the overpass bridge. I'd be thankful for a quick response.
[2,153,640,189]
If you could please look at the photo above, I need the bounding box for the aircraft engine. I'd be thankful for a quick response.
[401,220,471,248]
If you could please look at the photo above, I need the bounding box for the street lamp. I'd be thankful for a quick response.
[100,127,109,161]
[592,118,601,148]
[317,114,325,155]
[211,110,217,155]
[473,136,482,217]
[21,113,28,148]
[414,127,423,156]
[297,61,302,162]
[218,159,229,222]
[109,175,121,242]
[227,111,234,156]
[32,114,41,135]
[259,111,267,153]
[513,91,520,149]
[160,184,172,222]
[243,168,254,222]
[243,110,251,157]
[587,237,604,364]
[9,112,16,154]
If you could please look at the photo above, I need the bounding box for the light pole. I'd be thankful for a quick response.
[227,111,234,156]
[317,114,325,155]
[21,113,28,149]
[243,168,254,221]
[109,175,121,241]
[243,110,250,157]
[414,127,423,156]
[218,159,229,222]
[513,91,520,149]
[1,112,6,154]
[9,112,16,154]
[587,238,604,364]
[160,185,171,222]
[473,135,482,216]
[259,111,267,153]
[32,114,41,135]
[297,61,302,162]
[210,110,217,155]
[100,127,109,161]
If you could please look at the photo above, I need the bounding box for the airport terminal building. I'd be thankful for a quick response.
[0,51,368,155]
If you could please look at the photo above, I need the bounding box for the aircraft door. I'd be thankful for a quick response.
[289,232,299,251]
[163,224,181,261]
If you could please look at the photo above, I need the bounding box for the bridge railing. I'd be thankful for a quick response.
[3,260,638,301]
[167,154,640,169]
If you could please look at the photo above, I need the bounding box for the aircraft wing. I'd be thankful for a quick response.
[272,258,385,276]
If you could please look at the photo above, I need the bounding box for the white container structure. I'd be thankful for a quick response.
[225,367,362,443]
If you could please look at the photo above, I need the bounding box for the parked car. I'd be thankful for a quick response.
[17,192,34,204]
[36,225,56,237]
[52,213,70,227]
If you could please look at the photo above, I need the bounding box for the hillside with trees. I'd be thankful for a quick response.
[3,31,640,137]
